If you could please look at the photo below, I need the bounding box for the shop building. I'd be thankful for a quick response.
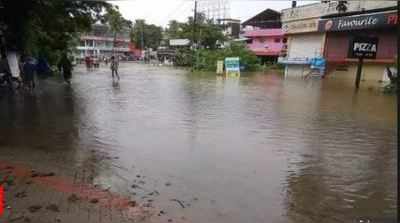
[217,18,241,39]
[319,7,397,83]
[75,24,141,59]
[279,1,397,78]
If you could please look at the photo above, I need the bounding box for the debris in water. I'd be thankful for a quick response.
[15,191,27,198]
[165,182,171,187]
[9,215,24,222]
[168,219,173,222]
[170,199,185,208]
[128,201,136,207]
[68,194,80,203]
[148,190,160,196]
[31,172,55,178]
[90,198,99,204]
[41,172,55,177]
[131,184,142,189]
[46,204,60,212]
[31,173,39,178]
[28,205,42,213]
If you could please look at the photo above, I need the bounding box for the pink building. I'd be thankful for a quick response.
[243,28,285,62]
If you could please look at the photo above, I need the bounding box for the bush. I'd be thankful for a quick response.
[193,42,261,72]
[174,48,194,67]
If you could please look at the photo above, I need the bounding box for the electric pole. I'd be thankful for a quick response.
[193,0,198,48]
[141,21,144,50]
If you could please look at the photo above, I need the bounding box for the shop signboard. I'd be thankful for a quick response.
[225,57,240,76]
[282,19,319,34]
[278,57,311,65]
[318,11,398,32]
[348,36,378,59]
[348,36,379,89]
[169,39,190,46]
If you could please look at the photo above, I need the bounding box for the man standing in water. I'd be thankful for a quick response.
[58,52,73,85]
[110,56,119,81]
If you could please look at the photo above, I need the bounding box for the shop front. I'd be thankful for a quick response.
[280,17,325,77]
[318,10,398,84]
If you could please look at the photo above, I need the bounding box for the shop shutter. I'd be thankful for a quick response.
[288,34,324,59]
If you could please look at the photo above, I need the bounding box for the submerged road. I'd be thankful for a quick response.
[0,63,397,223]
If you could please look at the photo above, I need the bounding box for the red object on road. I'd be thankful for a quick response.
[0,185,3,217]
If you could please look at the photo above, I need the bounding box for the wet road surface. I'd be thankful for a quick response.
[0,63,397,223]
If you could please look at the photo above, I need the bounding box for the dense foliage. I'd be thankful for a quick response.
[174,42,260,72]
[165,13,225,49]
[0,0,123,65]
[130,20,163,50]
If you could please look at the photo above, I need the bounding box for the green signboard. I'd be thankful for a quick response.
[225,57,240,76]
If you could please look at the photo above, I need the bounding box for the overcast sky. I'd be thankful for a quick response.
[111,0,317,28]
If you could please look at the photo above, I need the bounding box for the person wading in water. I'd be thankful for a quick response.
[110,56,120,81]
[58,52,73,85]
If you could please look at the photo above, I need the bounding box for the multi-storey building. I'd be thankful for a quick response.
[75,24,141,60]
[241,9,284,63]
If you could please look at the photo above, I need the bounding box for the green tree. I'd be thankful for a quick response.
[166,13,225,49]
[131,20,163,50]
[0,0,113,64]
[104,6,131,53]
[165,20,183,39]
[193,42,260,71]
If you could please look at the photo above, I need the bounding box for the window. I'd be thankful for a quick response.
[246,39,253,44]
[274,38,281,43]
[282,38,288,43]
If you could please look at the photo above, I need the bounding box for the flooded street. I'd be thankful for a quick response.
[0,63,397,223]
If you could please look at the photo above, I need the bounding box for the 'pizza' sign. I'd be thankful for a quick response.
[349,36,378,59]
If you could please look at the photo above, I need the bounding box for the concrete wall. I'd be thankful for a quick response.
[281,1,397,22]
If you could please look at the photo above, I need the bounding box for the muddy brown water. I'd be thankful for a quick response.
[0,63,396,223]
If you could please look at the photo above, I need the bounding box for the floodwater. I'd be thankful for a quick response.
[0,63,397,223]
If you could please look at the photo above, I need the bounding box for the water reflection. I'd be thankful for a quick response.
[0,65,396,223]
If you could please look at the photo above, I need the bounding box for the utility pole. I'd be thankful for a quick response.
[141,21,145,50]
[193,0,198,48]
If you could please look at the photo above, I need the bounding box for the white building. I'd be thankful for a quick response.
[75,24,134,59]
